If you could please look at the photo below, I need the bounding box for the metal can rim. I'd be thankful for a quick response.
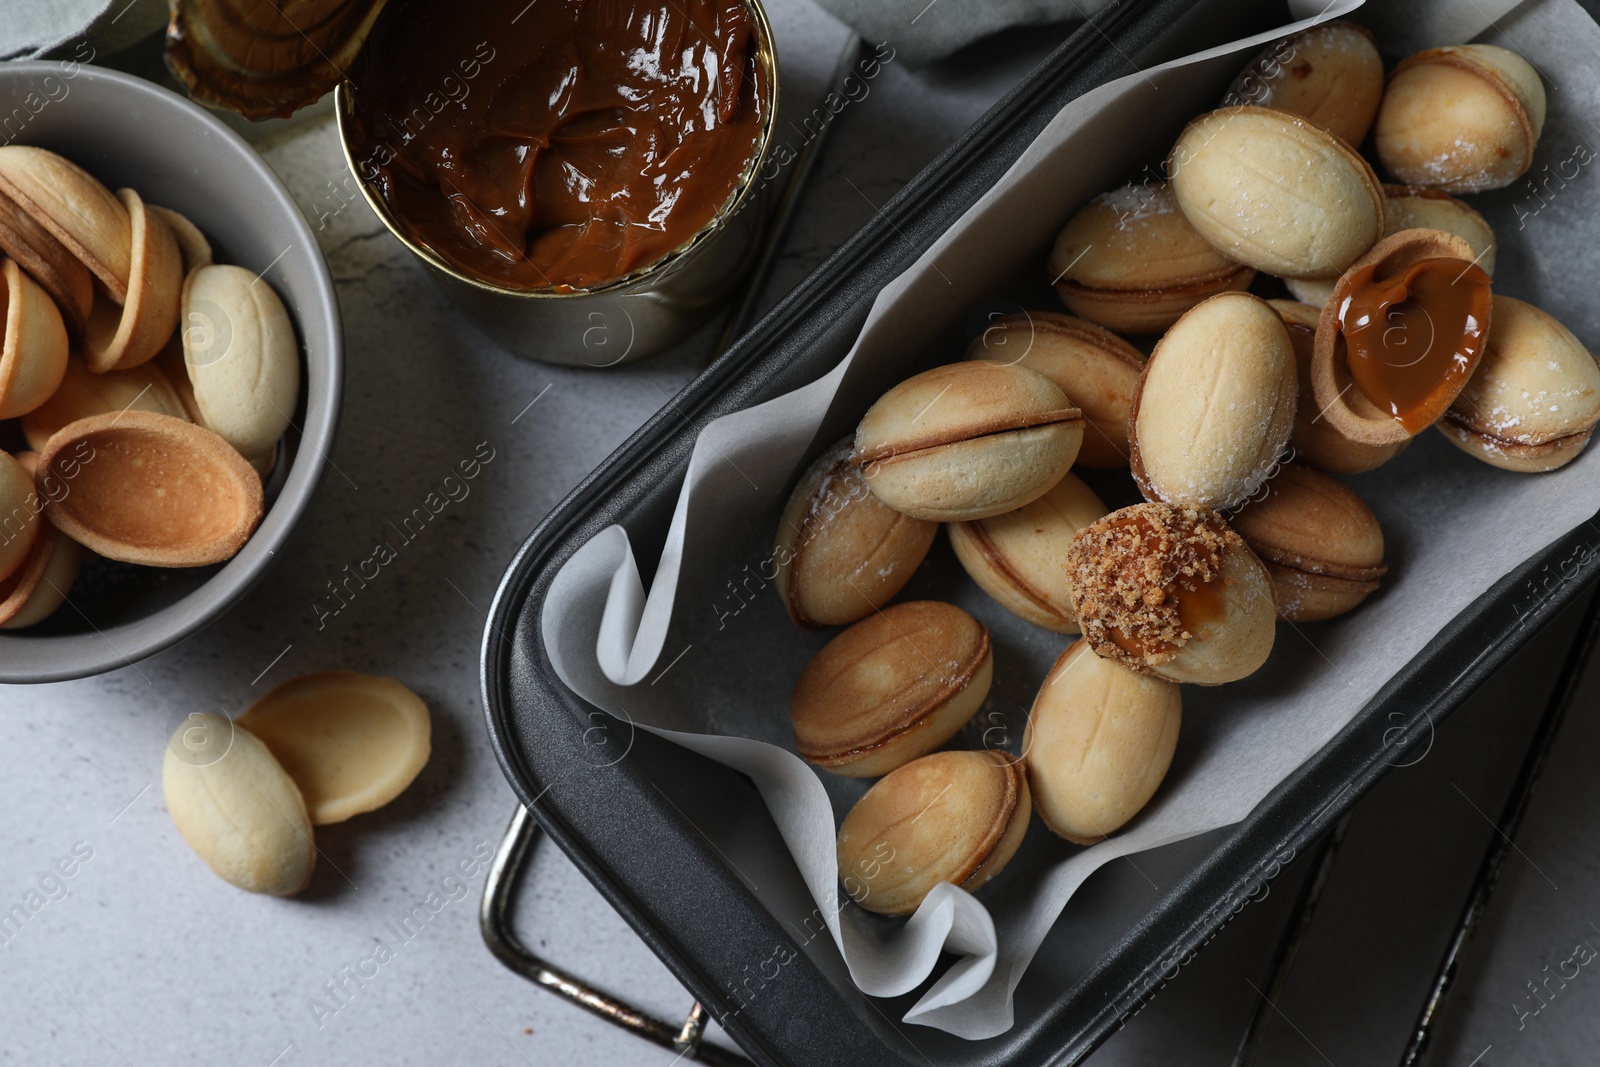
[333,0,781,301]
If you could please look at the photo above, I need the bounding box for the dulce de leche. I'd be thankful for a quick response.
[1339,257,1492,433]
[346,0,770,292]
[1098,509,1227,659]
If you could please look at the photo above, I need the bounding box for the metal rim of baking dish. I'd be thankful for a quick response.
[0,63,341,684]
[480,1,1600,1063]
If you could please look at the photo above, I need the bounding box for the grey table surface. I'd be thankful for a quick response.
[2,3,1598,1065]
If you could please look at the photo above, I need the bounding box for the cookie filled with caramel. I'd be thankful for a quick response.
[1312,228,1493,446]
[345,0,772,292]
[1065,502,1276,686]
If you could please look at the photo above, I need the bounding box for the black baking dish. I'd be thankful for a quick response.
[479,0,1600,1063]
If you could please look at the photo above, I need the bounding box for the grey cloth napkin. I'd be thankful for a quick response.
[810,0,1116,67]
[2,0,167,61]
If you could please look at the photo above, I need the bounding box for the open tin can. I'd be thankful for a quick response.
[332,1,780,368]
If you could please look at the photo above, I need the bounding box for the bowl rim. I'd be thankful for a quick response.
[0,60,342,684]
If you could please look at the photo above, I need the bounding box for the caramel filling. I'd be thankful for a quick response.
[1109,568,1227,657]
[1068,507,1232,663]
[1339,257,1491,433]
[347,0,768,292]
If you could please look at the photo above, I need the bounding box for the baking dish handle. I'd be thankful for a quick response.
[481,803,755,1066]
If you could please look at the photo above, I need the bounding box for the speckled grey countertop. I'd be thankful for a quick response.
[2,2,1599,1064]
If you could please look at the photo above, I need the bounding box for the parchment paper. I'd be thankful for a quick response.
[542,0,1600,1039]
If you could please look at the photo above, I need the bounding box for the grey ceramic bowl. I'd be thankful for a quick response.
[0,61,341,683]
